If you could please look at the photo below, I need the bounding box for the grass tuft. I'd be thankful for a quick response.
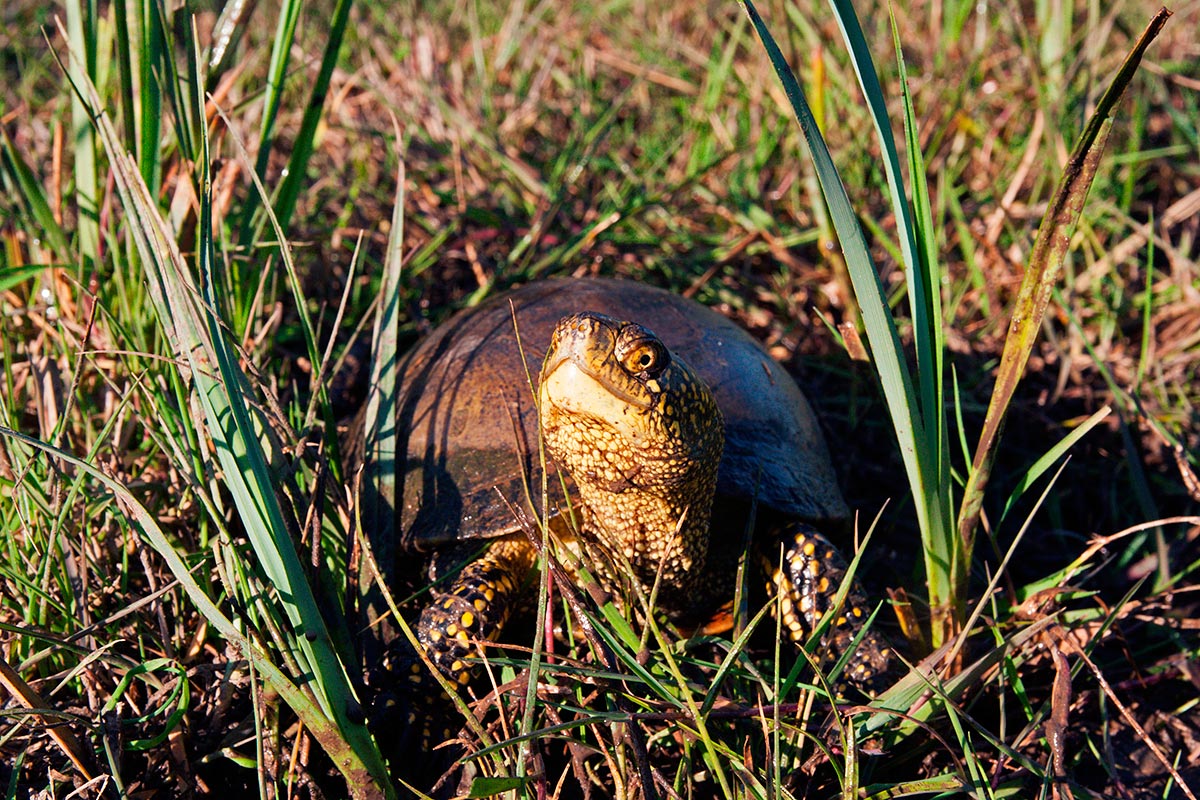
[0,0,1196,796]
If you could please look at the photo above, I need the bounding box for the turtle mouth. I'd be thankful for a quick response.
[539,353,654,415]
[539,313,658,413]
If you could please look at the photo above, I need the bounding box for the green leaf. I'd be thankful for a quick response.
[741,0,959,642]
[468,777,529,796]
[0,265,47,295]
[999,406,1112,525]
[64,0,99,275]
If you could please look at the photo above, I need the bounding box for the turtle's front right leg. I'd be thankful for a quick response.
[761,522,893,693]
[403,536,536,746]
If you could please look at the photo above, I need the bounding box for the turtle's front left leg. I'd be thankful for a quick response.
[416,536,536,689]
[395,536,536,752]
[761,522,893,692]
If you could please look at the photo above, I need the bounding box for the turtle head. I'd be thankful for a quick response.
[538,312,723,494]
[537,312,724,585]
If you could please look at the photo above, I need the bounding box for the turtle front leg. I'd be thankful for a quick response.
[396,536,537,752]
[762,522,892,692]
[416,536,535,690]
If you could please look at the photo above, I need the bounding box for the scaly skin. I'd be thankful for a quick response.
[764,523,893,689]
[408,311,891,745]
[538,312,723,618]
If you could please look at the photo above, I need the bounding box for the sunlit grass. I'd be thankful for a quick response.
[0,0,1197,797]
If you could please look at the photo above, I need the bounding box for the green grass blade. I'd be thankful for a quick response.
[269,0,354,234]
[137,0,165,196]
[230,0,302,249]
[113,0,163,193]
[827,0,935,386]
[699,602,774,716]
[74,57,392,795]
[863,773,965,799]
[739,0,936,615]
[822,0,960,640]
[0,265,47,293]
[887,6,959,636]
[0,128,71,260]
[999,406,1112,526]
[215,106,325,405]
[827,3,946,478]
[150,2,198,166]
[360,141,405,609]
[112,0,137,157]
[239,0,353,252]
[64,0,99,275]
[956,9,1171,552]
[739,0,922,446]
[251,0,303,181]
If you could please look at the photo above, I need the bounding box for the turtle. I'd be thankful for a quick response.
[389,277,891,734]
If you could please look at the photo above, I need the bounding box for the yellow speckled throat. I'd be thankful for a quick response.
[538,311,724,604]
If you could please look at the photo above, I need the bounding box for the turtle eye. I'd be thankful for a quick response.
[621,340,669,377]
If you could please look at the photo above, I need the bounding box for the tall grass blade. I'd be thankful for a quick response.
[112,0,137,157]
[250,0,302,182]
[739,0,922,491]
[740,0,955,642]
[136,0,165,196]
[360,142,405,613]
[956,9,1171,552]
[71,56,392,795]
[888,7,958,636]
[230,0,301,254]
[216,106,326,405]
[271,0,354,232]
[112,0,164,194]
[0,265,47,293]
[64,0,99,274]
[999,406,1111,525]
[240,0,353,251]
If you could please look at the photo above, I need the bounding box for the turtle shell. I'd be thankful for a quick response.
[397,277,847,551]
